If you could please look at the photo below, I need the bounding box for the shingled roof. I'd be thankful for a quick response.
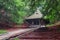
[25,9,43,19]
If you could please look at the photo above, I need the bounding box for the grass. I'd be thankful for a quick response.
[14,37,19,40]
[0,30,19,40]
[0,30,7,34]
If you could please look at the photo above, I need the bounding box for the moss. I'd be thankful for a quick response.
[14,38,19,40]
[0,30,7,34]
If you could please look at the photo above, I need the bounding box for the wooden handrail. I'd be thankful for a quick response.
[0,25,41,40]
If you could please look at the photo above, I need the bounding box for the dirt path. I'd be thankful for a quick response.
[0,28,34,40]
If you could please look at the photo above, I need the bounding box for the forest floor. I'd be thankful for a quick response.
[0,28,34,40]
[0,21,60,40]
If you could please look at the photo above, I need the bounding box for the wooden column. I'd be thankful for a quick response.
[39,19,41,27]
[32,21,34,25]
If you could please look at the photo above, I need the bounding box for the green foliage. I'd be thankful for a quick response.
[14,37,19,40]
[28,0,60,24]
[0,30,7,34]
[0,0,27,24]
[0,0,60,24]
[43,0,60,24]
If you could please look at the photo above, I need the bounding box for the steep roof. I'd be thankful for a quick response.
[25,9,43,19]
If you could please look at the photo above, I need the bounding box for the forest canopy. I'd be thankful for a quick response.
[0,0,60,24]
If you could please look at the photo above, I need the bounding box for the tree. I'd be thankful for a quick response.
[43,0,60,24]
[0,0,27,24]
[0,0,60,24]
[26,0,60,24]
